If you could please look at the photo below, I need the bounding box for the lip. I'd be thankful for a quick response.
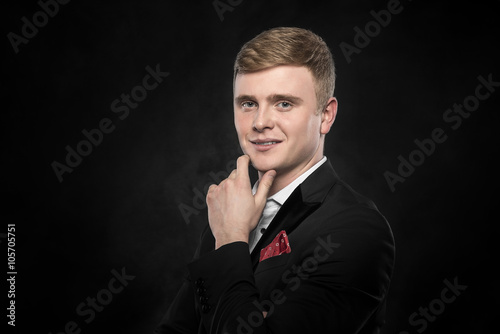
[249,138,283,152]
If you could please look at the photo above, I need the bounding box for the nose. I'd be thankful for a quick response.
[252,106,274,132]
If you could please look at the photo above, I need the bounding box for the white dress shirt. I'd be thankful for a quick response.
[248,157,327,253]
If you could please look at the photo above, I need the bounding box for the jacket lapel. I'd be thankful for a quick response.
[250,160,338,269]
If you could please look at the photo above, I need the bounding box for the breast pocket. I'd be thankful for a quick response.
[254,252,291,276]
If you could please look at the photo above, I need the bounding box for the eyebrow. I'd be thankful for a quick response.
[234,94,304,105]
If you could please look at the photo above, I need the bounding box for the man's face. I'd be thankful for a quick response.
[234,65,333,177]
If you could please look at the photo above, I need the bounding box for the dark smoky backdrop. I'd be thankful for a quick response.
[3,0,498,333]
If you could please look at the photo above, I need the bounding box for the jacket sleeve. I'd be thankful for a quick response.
[154,278,200,334]
[154,225,215,334]
[187,206,395,334]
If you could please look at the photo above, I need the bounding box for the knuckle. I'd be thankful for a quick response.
[207,184,217,194]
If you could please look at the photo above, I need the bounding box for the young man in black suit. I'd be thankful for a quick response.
[156,27,395,334]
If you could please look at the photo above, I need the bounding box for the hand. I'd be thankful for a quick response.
[206,155,276,249]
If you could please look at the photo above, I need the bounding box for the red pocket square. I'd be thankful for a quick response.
[259,230,291,262]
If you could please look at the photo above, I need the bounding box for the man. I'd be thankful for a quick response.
[156,27,395,334]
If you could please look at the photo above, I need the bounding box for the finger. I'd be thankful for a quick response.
[207,184,217,194]
[236,155,251,181]
[255,170,276,204]
[228,169,237,180]
[206,184,217,201]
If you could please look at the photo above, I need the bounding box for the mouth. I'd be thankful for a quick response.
[249,139,282,151]
[253,141,279,145]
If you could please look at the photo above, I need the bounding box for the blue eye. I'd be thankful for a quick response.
[242,101,257,108]
[277,102,292,109]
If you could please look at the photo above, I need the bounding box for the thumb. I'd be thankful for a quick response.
[255,170,276,204]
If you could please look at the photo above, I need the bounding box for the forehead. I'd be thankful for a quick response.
[234,65,316,99]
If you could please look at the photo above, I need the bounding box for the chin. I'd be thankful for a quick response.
[248,156,281,173]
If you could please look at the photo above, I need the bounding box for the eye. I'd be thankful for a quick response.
[277,101,292,110]
[241,101,257,109]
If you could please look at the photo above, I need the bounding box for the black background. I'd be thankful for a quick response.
[3,0,499,333]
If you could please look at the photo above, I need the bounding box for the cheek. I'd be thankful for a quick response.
[234,114,244,133]
[234,115,250,142]
[282,116,318,141]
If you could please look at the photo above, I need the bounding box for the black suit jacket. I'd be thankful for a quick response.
[156,160,395,334]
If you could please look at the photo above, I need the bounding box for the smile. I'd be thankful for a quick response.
[250,139,282,151]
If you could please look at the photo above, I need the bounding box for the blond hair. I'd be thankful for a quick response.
[234,27,335,112]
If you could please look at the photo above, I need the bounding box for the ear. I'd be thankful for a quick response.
[320,97,337,135]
